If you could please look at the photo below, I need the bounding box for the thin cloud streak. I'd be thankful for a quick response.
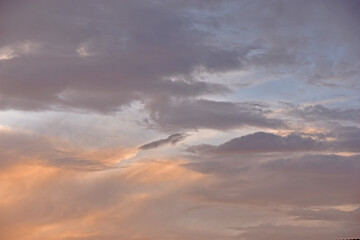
[139,133,187,150]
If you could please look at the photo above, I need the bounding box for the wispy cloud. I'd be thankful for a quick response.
[139,133,187,150]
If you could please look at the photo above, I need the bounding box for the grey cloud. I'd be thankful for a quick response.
[236,223,358,240]
[139,133,187,150]
[188,132,321,154]
[235,0,360,88]
[262,154,360,176]
[290,104,360,123]
[331,126,360,152]
[148,99,284,130]
[257,154,360,206]
[289,207,360,223]
[0,1,243,112]
[188,126,360,154]
[181,0,360,90]
[191,154,360,207]
[1,0,358,114]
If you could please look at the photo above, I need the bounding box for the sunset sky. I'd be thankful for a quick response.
[0,1,359,239]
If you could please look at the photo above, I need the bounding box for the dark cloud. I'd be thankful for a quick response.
[139,133,187,150]
[0,1,243,112]
[148,99,284,130]
[1,0,358,114]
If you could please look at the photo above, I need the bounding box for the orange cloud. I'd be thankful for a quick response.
[123,159,204,184]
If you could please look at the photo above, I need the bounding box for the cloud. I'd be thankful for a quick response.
[188,132,322,154]
[2,141,359,240]
[289,207,360,222]
[290,104,360,123]
[0,127,138,171]
[1,0,358,113]
[235,223,358,240]
[189,153,360,207]
[0,157,206,240]
[139,133,187,150]
[230,0,360,88]
[0,1,245,112]
[188,126,360,154]
[0,128,53,169]
[1,1,360,239]
[148,99,284,130]
[1,126,359,240]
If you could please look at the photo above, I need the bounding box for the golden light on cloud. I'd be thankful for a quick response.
[0,124,13,132]
[0,163,58,206]
[123,160,204,184]
[0,157,207,240]
[61,146,140,167]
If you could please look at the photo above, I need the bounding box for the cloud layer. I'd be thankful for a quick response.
[1,1,359,240]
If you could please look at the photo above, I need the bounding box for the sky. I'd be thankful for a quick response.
[0,0,359,239]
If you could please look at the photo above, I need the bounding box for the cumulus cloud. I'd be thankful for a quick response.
[0,1,242,112]
[188,132,322,154]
